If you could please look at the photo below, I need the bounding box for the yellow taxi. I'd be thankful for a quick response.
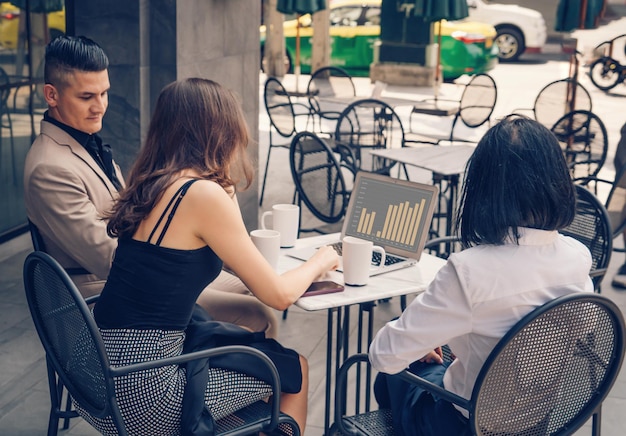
[0,2,65,49]
[261,0,499,80]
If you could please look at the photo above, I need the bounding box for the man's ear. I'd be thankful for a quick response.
[43,84,58,107]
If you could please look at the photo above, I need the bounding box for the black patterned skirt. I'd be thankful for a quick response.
[74,328,273,436]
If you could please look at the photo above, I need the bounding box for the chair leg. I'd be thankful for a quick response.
[62,390,73,430]
[592,406,601,436]
[46,360,61,436]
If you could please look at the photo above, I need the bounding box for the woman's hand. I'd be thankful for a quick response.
[419,347,443,364]
[309,245,340,274]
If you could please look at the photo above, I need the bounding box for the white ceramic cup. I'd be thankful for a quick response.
[342,236,386,286]
[250,229,281,270]
[261,204,300,248]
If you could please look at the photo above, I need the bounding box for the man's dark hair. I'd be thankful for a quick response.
[44,35,109,88]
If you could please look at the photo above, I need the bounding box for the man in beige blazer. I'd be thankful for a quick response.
[24,35,278,337]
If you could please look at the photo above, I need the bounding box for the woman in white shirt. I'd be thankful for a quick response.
[369,115,594,436]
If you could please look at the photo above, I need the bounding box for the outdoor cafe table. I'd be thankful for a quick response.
[368,144,476,237]
[279,233,446,435]
[317,95,459,116]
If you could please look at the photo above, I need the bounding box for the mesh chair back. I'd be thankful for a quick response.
[471,293,625,435]
[23,252,124,426]
[551,110,608,179]
[534,78,592,129]
[334,99,404,174]
[264,77,297,138]
[290,131,351,224]
[605,162,626,238]
[459,73,497,128]
[560,185,612,290]
[307,66,356,100]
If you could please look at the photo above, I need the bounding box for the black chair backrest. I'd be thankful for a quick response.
[561,185,612,291]
[307,66,356,100]
[28,219,47,252]
[605,162,626,238]
[534,78,592,129]
[551,110,608,179]
[264,76,297,138]
[458,73,497,128]
[23,251,127,433]
[290,131,351,224]
[469,293,625,435]
[334,98,404,175]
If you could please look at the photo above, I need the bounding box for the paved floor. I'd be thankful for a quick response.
[2,14,626,435]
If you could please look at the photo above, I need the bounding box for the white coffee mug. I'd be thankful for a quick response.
[250,229,281,270]
[261,204,300,248]
[342,236,386,286]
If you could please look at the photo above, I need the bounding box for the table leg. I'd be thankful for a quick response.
[445,174,459,237]
[324,307,336,436]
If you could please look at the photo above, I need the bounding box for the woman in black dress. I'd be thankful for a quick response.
[89,78,339,435]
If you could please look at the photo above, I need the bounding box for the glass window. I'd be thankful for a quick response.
[0,0,66,240]
[329,6,362,27]
[363,7,380,26]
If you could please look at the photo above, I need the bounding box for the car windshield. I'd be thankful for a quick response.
[330,6,362,26]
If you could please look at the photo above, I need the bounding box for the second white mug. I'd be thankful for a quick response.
[342,236,386,286]
[250,229,281,270]
[261,204,300,248]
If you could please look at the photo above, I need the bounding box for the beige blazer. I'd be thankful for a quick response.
[23,120,126,297]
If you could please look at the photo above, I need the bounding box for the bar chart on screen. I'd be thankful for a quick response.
[344,174,436,252]
[355,200,426,245]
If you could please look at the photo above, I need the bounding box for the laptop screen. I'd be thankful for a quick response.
[342,172,439,259]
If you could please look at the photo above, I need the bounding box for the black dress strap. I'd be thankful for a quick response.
[148,179,199,246]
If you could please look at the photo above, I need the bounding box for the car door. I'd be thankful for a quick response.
[329,5,379,73]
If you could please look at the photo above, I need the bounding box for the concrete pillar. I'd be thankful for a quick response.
[72,0,260,229]
[263,0,286,77]
[311,8,330,74]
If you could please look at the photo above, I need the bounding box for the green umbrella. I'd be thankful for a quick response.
[413,0,469,21]
[277,0,327,92]
[411,0,469,101]
[276,0,326,15]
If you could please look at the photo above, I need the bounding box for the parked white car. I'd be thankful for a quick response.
[467,0,547,61]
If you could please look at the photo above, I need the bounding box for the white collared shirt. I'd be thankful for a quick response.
[369,228,594,414]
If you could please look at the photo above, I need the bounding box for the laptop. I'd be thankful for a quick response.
[286,172,439,276]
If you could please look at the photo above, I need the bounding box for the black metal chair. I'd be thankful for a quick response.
[289,131,353,235]
[551,110,609,179]
[407,73,497,144]
[332,292,625,436]
[513,77,593,129]
[260,76,312,206]
[334,98,406,177]
[23,251,300,436]
[0,66,15,183]
[306,66,356,135]
[27,219,80,434]
[561,185,613,292]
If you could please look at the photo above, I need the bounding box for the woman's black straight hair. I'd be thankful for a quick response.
[457,114,576,247]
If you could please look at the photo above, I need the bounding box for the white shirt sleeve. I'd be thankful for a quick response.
[369,259,473,374]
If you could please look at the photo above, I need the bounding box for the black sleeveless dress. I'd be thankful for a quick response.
[83,180,301,435]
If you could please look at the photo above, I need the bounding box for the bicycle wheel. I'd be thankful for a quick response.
[533,78,592,129]
[589,57,622,91]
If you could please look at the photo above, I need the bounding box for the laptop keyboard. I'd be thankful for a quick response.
[330,242,405,266]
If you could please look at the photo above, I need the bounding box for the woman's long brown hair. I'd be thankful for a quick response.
[106,78,253,239]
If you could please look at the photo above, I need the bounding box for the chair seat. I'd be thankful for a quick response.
[340,409,394,436]
[216,400,296,435]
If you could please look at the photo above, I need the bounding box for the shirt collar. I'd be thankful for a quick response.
[505,227,558,245]
[44,110,101,149]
